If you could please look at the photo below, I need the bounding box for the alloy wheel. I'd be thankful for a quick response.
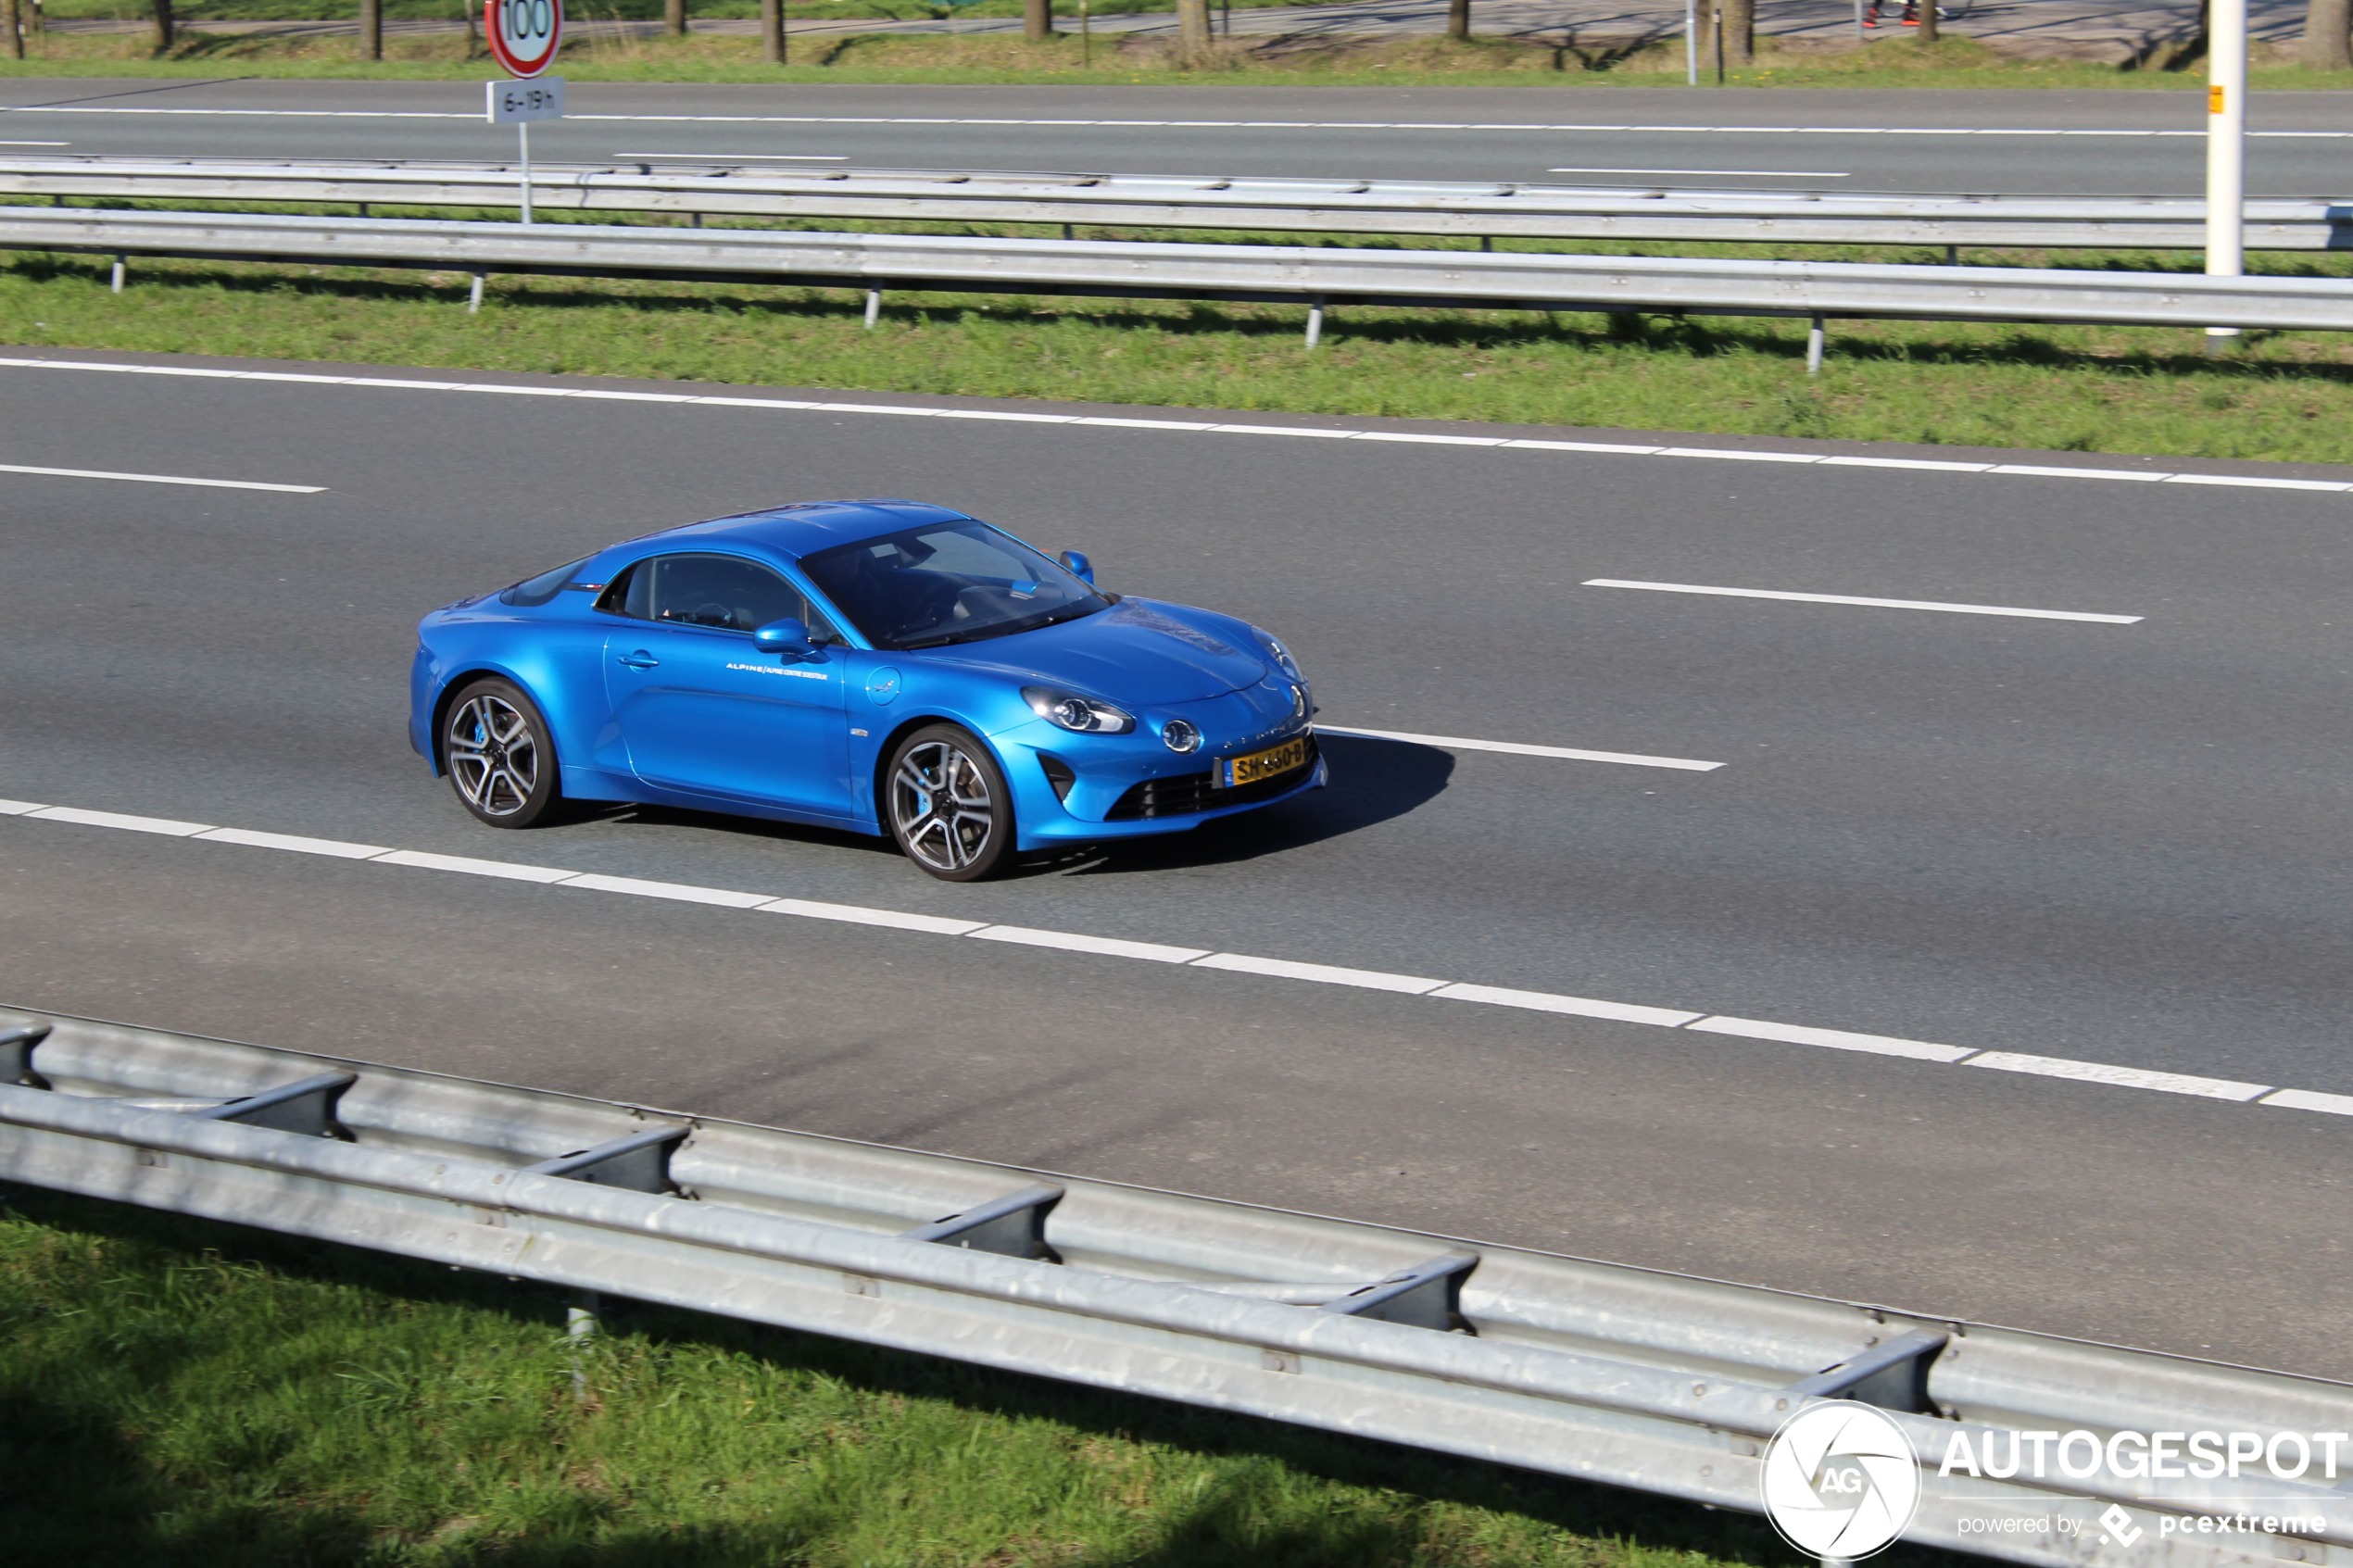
[447,693,539,818]
[891,739,997,873]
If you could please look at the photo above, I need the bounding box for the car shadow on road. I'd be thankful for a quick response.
[570,733,1450,876]
[1052,731,1453,876]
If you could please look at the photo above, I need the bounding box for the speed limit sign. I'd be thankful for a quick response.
[485,0,561,77]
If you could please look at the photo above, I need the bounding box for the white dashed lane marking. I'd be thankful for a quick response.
[0,461,324,494]
[3,794,2340,1122]
[1583,580,2145,624]
[1318,726,1723,771]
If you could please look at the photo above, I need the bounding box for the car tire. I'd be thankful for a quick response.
[886,724,1015,882]
[442,676,563,829]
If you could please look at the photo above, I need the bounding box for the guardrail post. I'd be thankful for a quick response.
[1785,1327,1949,1412]
[1305,295,1325,349]
[468,272,484,313]
[567,1287,599,1402]
[1806,313,1825,374]
[521,1124,690,1193]
[0,1023,52,1090]
[188,1071,358,1139]
[863,288,881,329]
[109,255,124,294]
[901,1183,1063,1261]
[1319,1251,1478,1332]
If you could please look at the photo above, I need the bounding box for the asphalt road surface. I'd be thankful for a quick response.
[3,347,2349,1382]
[5,79,2353,195]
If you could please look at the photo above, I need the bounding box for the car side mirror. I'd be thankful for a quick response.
[753,616,819,659]
[1059,550,1094,585]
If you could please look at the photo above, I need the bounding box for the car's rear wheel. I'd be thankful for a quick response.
[443,677,562,828]
[887,724,1014,881]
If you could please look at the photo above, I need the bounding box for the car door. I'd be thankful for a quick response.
[598,551,853,818]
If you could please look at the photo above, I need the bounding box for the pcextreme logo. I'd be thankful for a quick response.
[1761,1401,1922,1560]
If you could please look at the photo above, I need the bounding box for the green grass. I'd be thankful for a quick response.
[6,232,2353,466]
[4,29,2351,88]
[0,1184,1830,1566]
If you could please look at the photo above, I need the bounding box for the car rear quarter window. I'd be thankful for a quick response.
[499,557,590,608]
[598,553,842,641]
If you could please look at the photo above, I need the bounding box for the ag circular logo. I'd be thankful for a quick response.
[1760,1401,1921,1560]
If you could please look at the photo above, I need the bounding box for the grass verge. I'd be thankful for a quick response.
[6,241,2353,465]
[3,30,2351,88]
[0,1183,1820,1566]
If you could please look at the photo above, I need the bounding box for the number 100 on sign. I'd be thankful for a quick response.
[487,0,562,77]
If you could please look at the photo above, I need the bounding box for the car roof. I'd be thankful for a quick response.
[615,499,974,563]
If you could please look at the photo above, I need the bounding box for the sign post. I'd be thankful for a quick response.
[2204,0,2246,352]
[484,0,563,224]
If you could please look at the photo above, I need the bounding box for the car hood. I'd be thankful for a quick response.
[919,596,1269,705]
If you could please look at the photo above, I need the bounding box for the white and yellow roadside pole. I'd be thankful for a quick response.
[2206,0,2247,353]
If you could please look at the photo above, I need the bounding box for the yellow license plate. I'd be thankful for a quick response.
[1219,735,1309,788]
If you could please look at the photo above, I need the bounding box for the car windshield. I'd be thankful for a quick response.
[799,521,1108,651]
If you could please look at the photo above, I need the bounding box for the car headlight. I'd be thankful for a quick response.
[1252,628,1304,684]
[1024,685,1136,734]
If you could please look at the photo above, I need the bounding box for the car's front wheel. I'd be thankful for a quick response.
[887,724,1014,881]
[443,676,562,828]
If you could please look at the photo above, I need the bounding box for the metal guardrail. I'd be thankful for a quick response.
[9,206,2353,346]
[4,156,2349,250]
[1,1007,2347,1567]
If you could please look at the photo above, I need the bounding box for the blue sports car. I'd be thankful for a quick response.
[409,499,1325,880]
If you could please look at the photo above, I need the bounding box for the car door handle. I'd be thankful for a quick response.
[617,650,660,669]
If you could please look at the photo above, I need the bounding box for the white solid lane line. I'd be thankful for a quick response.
[1963,1050,2271,1101]
[1545,166,1850,178]
[1583,579,2144,624]
[0,462,324,494]
[28,804,211,835]
[4,357,2347,499]
[1686,1015,1977,1063]
[0,140,69,146]
[8,791,2351,1121]
[969,924,1209,963]
[1316,726,1725,771]
[611,152,847,160]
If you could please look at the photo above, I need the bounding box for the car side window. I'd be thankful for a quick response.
[600,553,841,641]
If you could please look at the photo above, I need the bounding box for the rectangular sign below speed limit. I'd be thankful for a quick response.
[487,77,564,124]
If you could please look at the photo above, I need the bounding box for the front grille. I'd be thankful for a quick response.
[1105,734,1318,822]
